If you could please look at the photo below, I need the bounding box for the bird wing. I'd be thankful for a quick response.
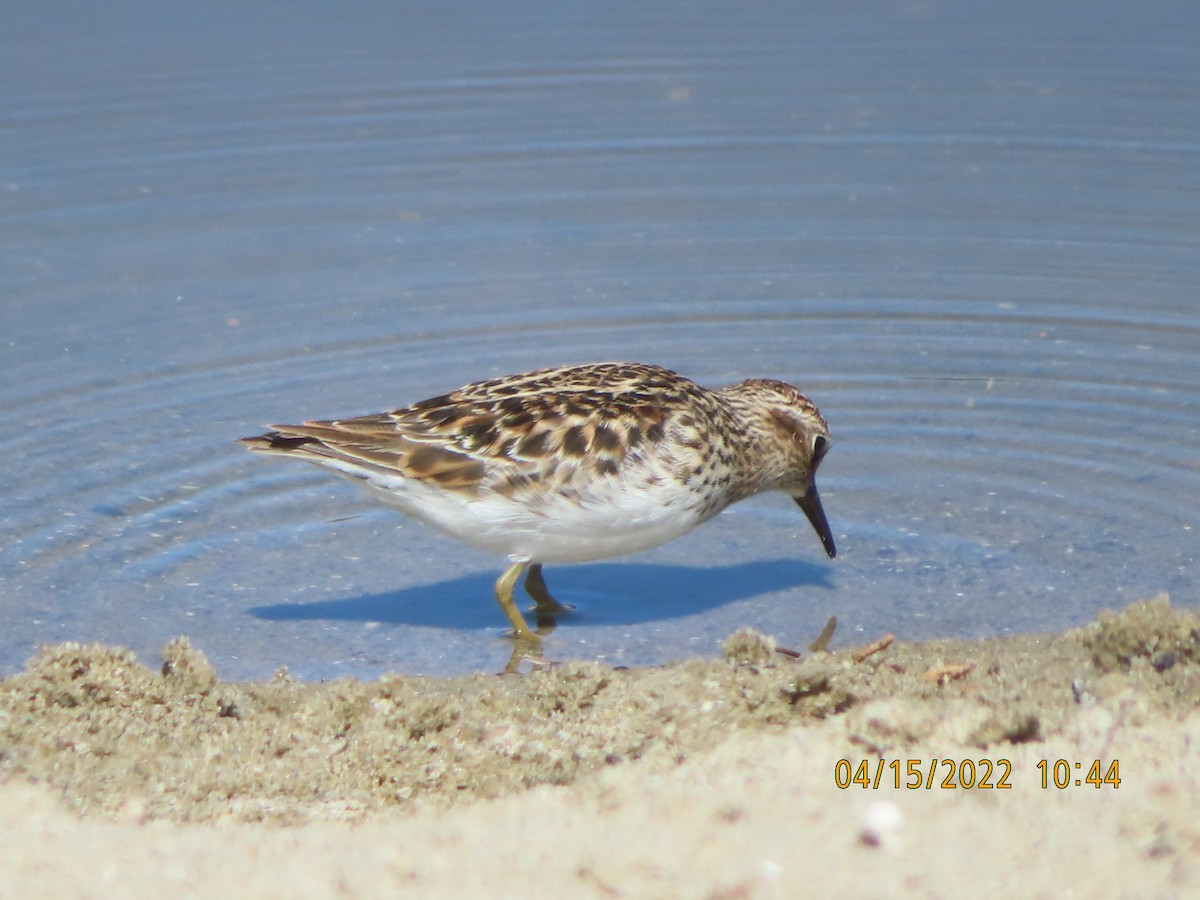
[243,363,695,498]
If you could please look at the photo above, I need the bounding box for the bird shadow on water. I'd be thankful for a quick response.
[248,559,834,632]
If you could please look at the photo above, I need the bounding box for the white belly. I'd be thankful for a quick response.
[358,469,716,564]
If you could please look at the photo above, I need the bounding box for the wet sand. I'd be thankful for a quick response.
[1,594,1197,897]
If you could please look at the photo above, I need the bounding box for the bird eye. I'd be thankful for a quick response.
[812,434,828,460]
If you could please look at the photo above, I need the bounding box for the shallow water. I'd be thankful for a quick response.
[3,1,1197,679]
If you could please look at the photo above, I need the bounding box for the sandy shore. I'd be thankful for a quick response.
[2,593,1197,898]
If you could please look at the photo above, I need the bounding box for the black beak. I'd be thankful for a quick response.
[794,485,836,559]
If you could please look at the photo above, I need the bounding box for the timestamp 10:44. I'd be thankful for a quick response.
[1038,759,1121,790]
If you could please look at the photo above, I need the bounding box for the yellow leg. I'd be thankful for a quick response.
[524,563,572,616]
[494,560,537,640]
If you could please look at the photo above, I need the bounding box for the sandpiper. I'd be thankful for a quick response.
[241,362,835,642]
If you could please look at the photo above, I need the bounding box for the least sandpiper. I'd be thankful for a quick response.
[241,362,835,643]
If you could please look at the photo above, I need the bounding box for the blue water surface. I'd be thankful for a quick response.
[2,1,1197,678]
